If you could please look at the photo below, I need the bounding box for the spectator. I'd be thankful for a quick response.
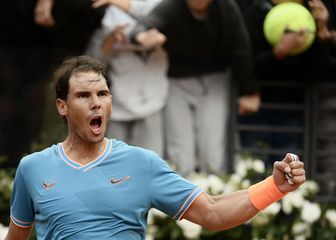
[312,0,336,196]
[34,0,107,63]
[0,0,53,167]
[131,0,261,176]
[87,0,168,155]
[238,0,332,166]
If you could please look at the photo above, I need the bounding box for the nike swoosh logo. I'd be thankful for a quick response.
[111,176,130,185]
[43,182,56,190]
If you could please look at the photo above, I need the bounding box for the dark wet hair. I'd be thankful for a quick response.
[52,55,111,100]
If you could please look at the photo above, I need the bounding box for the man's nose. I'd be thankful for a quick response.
[91,95,102,108]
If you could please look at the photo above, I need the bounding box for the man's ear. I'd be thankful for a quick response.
[56,99,67,117]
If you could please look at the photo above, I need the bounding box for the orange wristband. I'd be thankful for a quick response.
[248,176,285,211]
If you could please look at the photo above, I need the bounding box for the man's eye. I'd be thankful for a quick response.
[79,94,88,98]
[99,92,108,96]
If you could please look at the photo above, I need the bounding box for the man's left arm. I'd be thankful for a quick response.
[183,153,305,231]
[5,220,32,240]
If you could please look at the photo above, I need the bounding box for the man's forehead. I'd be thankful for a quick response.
[68,71,109,93]
[70,71,104,84]
[68,72,108,90]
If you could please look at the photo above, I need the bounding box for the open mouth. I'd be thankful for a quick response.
[90,116,102,132]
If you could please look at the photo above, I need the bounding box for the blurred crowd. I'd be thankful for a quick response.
[1,0,336,184]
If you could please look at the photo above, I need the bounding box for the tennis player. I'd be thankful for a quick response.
[5,55,305,240]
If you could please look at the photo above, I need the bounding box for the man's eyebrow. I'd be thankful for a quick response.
[74,90,90,95]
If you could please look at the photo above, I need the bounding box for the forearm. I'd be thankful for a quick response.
[185,155,304,232]
[184,190,258,231]
[205,190,258,231]
[185,175,287,231]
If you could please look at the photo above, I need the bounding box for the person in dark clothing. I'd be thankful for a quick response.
[247,0,330,80]
[0,0,106,167]
[311,0,336,197]
[131,0,261,175]
[34,0,107,62]
[0,0,54,167]
[238,0,332,166]
[236,0,255,25]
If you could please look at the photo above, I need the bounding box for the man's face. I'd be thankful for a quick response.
[186,0,212,15]
[57,71,112,144]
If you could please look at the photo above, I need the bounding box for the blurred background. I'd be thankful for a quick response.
[1,0,336,239]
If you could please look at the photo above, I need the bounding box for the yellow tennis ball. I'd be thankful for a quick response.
[263,2,316,55]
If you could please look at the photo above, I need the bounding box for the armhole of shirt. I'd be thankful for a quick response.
[173,188,203,221]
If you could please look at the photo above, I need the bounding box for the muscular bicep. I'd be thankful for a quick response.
[5,220,32,240]
[182,193,217,229]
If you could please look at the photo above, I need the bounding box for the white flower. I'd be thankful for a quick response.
[294,235,307,240]
[207,174,225,194]
[292,222,310,235]
[325,209,336,228]
[301,201,321,224]
[282,196,294,215]
[145,231,155,240]
[236,161,247,177]
[177,219,202,239]
[0,177,13,190]
[252,159,265,173]
[189,173,209,192]
[241,179,251,188]
[149,208,166,221]
[250,202,280,227]
[264,202,281,216]
[146,225,158,240]
[251,212,270,227]
[290,191,305,209]
[224,173,243,193]
[304,181,319,192]
[222,182,236,193]
[245,159,254,169]
[281,191,305,214]
[0,224,8,240]
[298,181,319,196]
[228,173,242,186]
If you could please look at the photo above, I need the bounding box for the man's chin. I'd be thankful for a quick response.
[86,133,106,144]
[86,139,104,146]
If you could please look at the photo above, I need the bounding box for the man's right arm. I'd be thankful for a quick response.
[183,154,305,231]
[5,220,32,240]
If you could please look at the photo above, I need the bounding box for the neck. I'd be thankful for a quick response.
[63,137,107,165]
